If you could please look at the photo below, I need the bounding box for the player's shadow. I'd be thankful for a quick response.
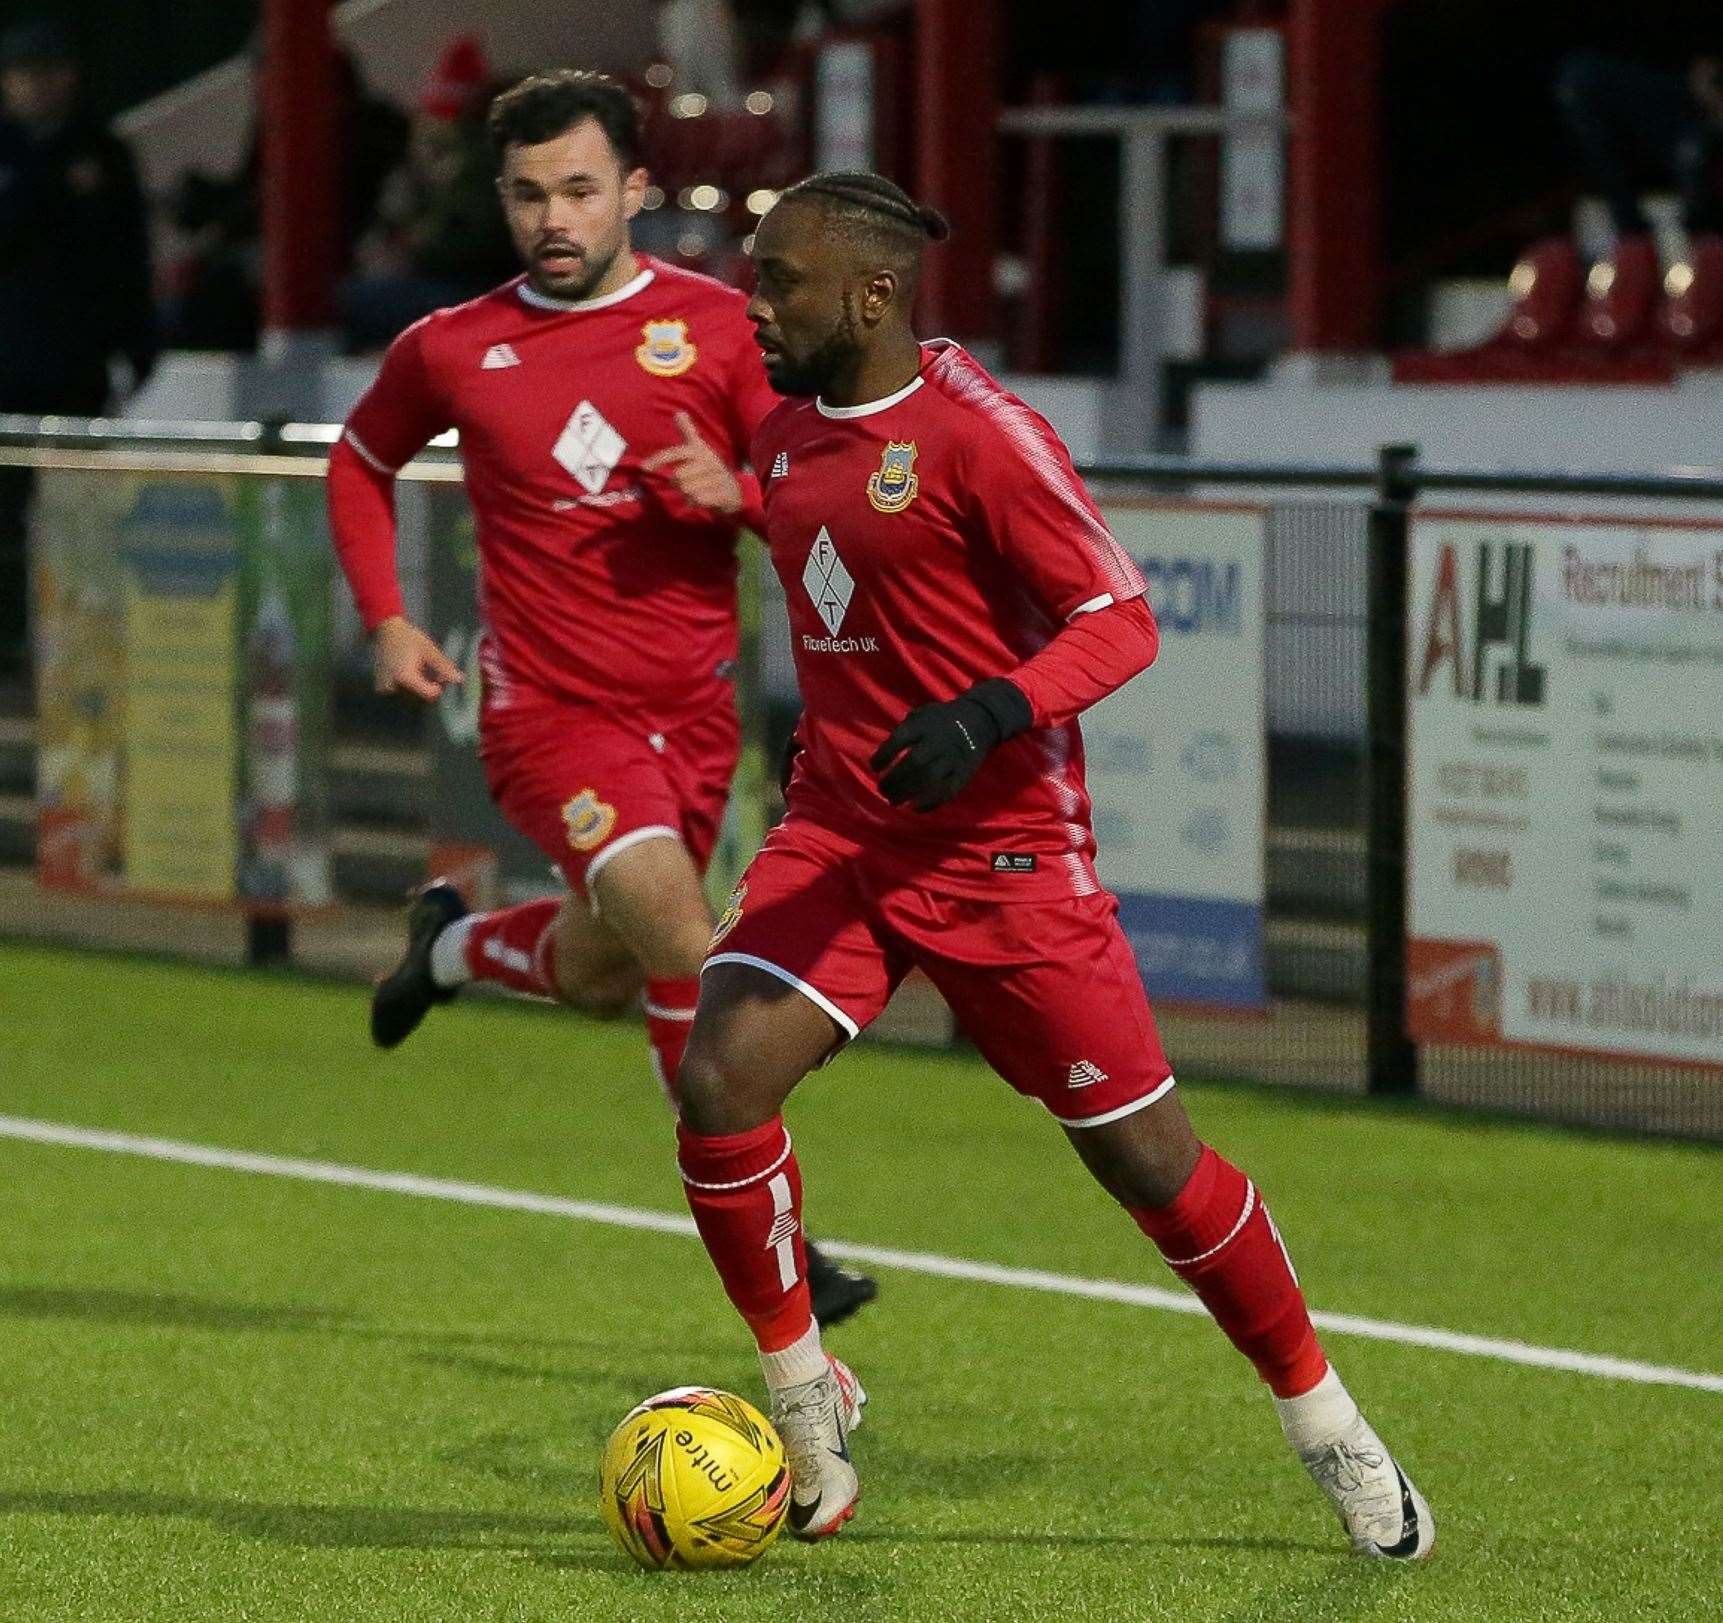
[0,1287,351,1334]
[0,1488,596,1558]
[0,1287,732,1372]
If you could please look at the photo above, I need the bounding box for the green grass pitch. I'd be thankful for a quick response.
[0,941,1719,1621]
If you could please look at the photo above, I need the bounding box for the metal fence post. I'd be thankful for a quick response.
[247,417,294,970]
[1364,443,1419,1093]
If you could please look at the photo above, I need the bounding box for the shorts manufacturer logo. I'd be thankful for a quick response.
[991,853,1038,873]
[770,451,789,479]
[561,788,617,852]
[553,401,627,495]
[480,343,520,369]
[1066,1060,1109,1089]
[866,440,919,513]
[710,881,747,948]
[636,319,698,377]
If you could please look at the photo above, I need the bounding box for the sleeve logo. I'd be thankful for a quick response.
[562,789,619,852]
[636,319,698,377]
[865,440,920,513]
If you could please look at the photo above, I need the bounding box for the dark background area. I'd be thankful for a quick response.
[0,0,253,118]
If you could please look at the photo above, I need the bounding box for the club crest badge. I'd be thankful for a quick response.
[709,882,748,949]
[561,789,618,852]
[866,440,919,513]
[636,319,698,377]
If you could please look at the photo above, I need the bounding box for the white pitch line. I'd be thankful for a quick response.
[2,1113,1720,1396]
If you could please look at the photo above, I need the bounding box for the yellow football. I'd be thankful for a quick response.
[598,1386,790,1570]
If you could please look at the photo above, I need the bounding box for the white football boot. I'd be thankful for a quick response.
[771,1353,866,1540]
[1294,1410,1435,1560]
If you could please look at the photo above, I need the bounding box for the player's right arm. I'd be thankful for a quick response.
[327,315,464,701]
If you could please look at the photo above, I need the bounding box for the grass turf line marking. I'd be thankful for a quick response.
[2,1112,1719,1397]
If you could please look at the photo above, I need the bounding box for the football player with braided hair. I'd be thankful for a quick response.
[671,170,1435,1559]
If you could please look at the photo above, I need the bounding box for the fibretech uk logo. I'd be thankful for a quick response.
[803,526,855,634]
[552,401,627,495]
[480,343,520,369]
[1066,1060,1109,1089]
[770,451,789,480]
[1416,539,1547,706]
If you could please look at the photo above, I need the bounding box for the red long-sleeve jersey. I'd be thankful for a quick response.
[327,257,779,726]
[759,340,1158,900]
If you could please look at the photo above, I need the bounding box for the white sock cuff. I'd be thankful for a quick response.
[758,1321,826,1391]
[1273,1363,1358,1449]
[428,914,477,989]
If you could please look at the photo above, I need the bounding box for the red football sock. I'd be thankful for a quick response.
[1128,1145,1328,1399]
[677,1116,812,1353]
[461,898,560,998]
[644,975,701,1098]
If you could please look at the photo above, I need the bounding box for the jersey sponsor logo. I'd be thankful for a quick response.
[991,852,1038,873]
[710,881,747,948]
[554,485,644,511]
[553,400,628,495]
[1066,1059,1109,1089]
[480,343,521,369]
[865,440,920,513]
[561,788,618,852]
[636,319,698,377]
[800,633,879,653]
[802,526,856,635]
[769,451,790,480]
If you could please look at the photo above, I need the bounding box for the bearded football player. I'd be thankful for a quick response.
[326,71,875,1328]
[670,171,1435,1557]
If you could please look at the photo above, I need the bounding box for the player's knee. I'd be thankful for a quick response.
[555,959,642,1018]
[676,1029,778,1136]
[557,974,639,1019]
[1066,1102,1202,1210]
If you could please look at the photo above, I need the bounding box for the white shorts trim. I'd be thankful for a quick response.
[585,824,682,893]
[702,951,862,1041]
[1052,1073,1178,1130]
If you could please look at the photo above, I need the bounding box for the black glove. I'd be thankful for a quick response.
[869,678,1034,812]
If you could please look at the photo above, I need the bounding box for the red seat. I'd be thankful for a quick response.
[1576,233,1659,349]
[1658,233,1723,357]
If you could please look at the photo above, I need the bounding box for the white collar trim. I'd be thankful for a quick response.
[516,265,656,312]
[816,374,925,419]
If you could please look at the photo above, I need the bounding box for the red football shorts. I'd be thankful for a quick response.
[705,814,1176,1126]
[481,696,739,897]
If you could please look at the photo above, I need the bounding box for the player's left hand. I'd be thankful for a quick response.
[870,678,1035,812]
[642,410,744,515]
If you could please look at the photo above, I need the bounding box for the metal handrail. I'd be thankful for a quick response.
[5,417,1723,499]
[0,416,459,456]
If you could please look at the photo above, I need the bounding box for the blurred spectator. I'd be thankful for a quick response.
[1556,50,1723,240]
[1458,48,1723,364]
[166,46,408,351]
[343,38,516,351]
[0,16,155,674]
